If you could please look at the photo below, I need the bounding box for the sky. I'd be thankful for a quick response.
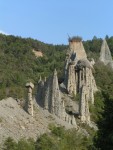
[0,0,113,44]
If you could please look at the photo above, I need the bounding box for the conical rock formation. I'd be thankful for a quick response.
[99,39,113,67]
[36,36,97,127]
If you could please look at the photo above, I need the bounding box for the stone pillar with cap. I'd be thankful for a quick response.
[25,82,34,116]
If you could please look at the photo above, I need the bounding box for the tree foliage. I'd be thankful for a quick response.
[0,34,113,100]
[3,126,93,150]
[3,137,35,150]
[92,61,113,149]
[0,34,67,99]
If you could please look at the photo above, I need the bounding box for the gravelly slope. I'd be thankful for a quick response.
[0,97,75,145]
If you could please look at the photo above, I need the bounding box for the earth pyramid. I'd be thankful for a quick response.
[36,36,98,126]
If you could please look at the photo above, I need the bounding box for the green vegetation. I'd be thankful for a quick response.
[0,34,67,99]
[0,33,113,100]
[68,36,82,42]
[3,126,94,150]
[3,137,35,150]
[90,91,104,122]
[72,92,80,101]
[92,62,113,150]
[36,127,92,150]
[94,93,113,150]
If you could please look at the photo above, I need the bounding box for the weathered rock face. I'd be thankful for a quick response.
[69,41,87,60]
[63,39,97,124]
[99,39,113,67]
[75,63,97,105]
[37,70,65,120]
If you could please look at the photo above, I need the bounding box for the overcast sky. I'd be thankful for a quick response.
[0,0,113,44]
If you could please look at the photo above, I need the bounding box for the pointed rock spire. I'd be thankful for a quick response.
[51,69,60,114]
[99,39,112,65]
[52,69,59,93]
[43,69,63,118]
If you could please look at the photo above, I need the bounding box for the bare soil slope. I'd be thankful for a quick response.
[0,97,74,145]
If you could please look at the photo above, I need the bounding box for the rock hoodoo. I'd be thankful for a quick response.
[36,36,97,126]
[0,36,99,144]
[25,82,34,116]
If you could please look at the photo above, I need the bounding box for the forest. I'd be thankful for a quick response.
[1,33,113,149]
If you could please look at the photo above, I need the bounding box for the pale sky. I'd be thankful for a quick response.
[0,0,113,44]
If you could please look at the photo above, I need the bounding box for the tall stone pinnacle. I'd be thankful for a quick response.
[43,69,62,118]
[36,36,98,126]
[79,85,90,123]
[51,69,60,115]
[99,39,112,65]
[25,82,34,116]
[52,69,59,92]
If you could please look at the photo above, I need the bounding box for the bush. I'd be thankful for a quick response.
[3,137,17,150]
[3,137,35,150]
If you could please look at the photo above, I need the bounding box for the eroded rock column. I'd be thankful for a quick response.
[79,85,86,122]
[67,64,76,95]
[25,82,34,116]
[79,85,90,124]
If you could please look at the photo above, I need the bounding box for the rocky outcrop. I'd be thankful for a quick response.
[37,70,65,120]
[63,37,97,124]
[32,49,43,57]
[76,61,97,105]
[99,39,113,68]
[36,37,97,126]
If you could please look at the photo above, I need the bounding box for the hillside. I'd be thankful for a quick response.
[0,34,67,100]
[0,34,113,150]
[0,34,113,100]
[0,97,75,146]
